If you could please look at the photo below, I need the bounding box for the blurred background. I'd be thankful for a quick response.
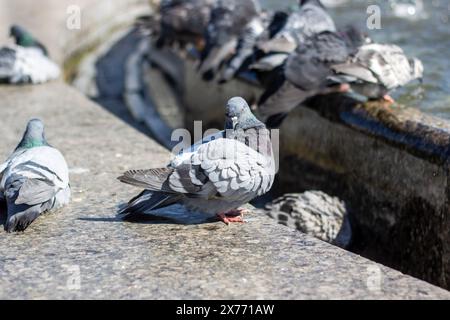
[1,0,449,117]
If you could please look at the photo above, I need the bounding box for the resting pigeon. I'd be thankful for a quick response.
[0,25,60,84]
[199,0,261,81]
[251,0,336,73]
[0,119,71,232]
[328,43,424,104]
[118,97,275,224]
[257,30,358,128]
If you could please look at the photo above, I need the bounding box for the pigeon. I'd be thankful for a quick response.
[0,119,71,232]
[266,191,352,248]
[198,0,261,81]
[251,0,336,73]
[0,25,60,84]
[218,16,266,83]
[118,97,275,224]
[257,30,357,128]
[10,25,49,56]
[328,43,424,104]
[154,0,216,49]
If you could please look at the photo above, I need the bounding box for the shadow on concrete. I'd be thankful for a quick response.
[0,201,6,228]
[78,215,217,225]
[93,29,157,140]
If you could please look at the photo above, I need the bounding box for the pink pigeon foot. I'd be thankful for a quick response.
[216,209,248,225]
[382,94,395,105]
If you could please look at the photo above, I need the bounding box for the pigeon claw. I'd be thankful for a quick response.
[216,209,247,225]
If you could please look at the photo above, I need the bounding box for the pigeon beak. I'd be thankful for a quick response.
[232,116,238,129]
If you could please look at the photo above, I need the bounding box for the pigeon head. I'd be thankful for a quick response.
[9,25,48,56]
[225,97,264,130]
[16,119,49,150]
[409,57,424,82]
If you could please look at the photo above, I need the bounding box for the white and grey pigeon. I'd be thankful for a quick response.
[118,97,275,224]
[0,25,60,84]
[251,0,336,73]
[257,29,361,128]
[0,119,70,232]
[328,43,424,104]
[199,0,261,81]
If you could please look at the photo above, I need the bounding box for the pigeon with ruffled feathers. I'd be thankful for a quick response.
[118,97,275,224]
[0,119,70,232]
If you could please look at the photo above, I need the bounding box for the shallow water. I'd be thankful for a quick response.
[262,0,450,119]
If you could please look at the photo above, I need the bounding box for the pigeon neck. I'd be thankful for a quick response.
[18,33,35,47]
[16,131,49,150]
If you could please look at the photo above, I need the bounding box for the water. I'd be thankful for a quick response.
[261,0,450,119]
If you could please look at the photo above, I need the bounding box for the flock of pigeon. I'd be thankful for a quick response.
[0,97,275,231]
[0,0,424,233]
[144,0,424,127]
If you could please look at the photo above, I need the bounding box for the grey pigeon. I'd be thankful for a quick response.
[258,30,356,128]
[0,119,70,232]
[154,0,216,49]
[251,0,336,73]
[329,43,424,103]
[266,191,352,248]
[218,16,266,83]
[118,97,275,224]
[199,0,261,81]
[0,25,60,84]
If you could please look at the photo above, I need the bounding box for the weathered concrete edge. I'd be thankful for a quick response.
[0,82,448,299]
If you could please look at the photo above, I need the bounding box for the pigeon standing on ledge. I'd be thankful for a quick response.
[118,97,275,224]
[328,43,424,104]
[0,25,60,84]
[0,119,71,232]
[257,30,357,128]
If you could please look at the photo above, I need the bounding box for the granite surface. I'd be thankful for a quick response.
[0,83,449,299]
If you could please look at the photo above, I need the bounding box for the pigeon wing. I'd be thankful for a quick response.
[15,178,58,206]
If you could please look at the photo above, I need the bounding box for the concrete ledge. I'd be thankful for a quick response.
[1,83,449,299]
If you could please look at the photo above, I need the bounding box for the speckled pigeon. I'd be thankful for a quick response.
[328,43,424,104]
[0,119,71,232]
[118,97,275,224]
[0,25,60,84]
